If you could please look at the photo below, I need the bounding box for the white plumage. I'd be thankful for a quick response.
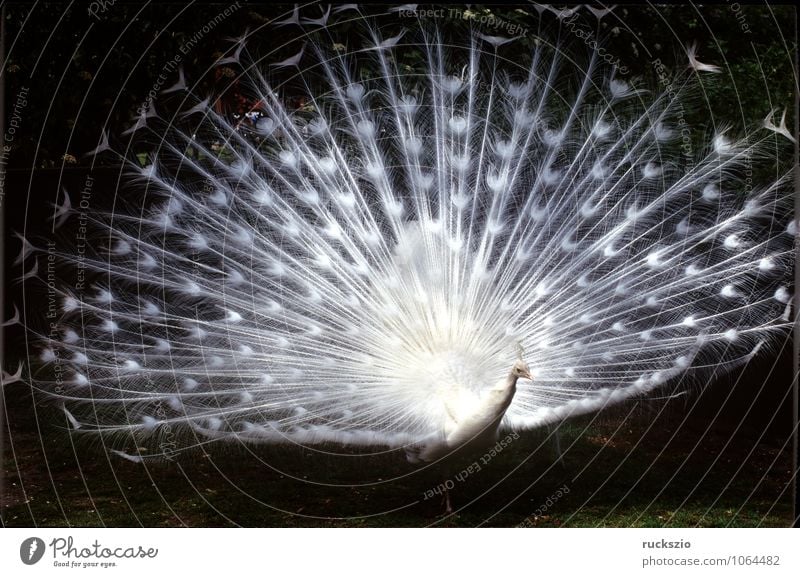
[23,14,794,463]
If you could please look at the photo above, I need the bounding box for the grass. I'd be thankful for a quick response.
[3,393,794,528]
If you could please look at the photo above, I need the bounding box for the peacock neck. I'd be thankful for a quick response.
[506,373,518,396]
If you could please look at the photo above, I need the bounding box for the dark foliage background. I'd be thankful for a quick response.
[1,3,795,169]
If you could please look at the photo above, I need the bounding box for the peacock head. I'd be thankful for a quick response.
[511,359,534,381]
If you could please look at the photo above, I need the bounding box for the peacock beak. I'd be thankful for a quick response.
[522,370,534,381]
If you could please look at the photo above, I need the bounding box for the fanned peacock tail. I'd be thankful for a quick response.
[23,13,794,456]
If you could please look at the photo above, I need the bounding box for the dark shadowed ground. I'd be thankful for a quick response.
[3,358,794,528]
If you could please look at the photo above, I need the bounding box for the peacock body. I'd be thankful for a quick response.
[23,10,794,461]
